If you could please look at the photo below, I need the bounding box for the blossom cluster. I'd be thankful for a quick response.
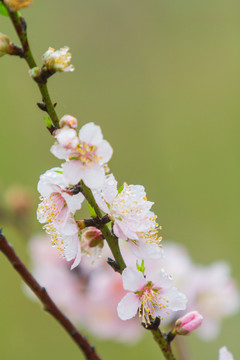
[29,236,239,342]
[36,114,188,325]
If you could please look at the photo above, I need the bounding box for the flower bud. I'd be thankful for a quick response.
[28,66,41,79]
[82,227,103,248]
[59,115,78,129]
[0,33,10,57]
[174,311,203,335]
[55,128,79,149]
[4,0,33,12]
[42,46,74,73]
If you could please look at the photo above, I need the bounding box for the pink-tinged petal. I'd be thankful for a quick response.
[62,161,85,185]
[128,240,163,259]
[57,215,79,235]
[219,347,234,360]
[122,267,145,291]
[164,287,187,312]
[97,140,113,165]
[117,293,140,320]
[62,192,84,214]
[82,165,105,189]
[79,122,103,145]
[113,221,128,240]
[54,203,69,227]
[50,144,72,160]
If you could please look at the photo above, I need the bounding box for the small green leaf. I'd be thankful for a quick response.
[0,3,9,17]
[118,184,124,194]
[136,260,145,275]
[87,203,97,217]
[54,170,63,174]
[43,116,52,128]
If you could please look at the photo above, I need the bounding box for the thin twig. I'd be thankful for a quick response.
[150,327,176,360]
[0,230,102,360]
[7,8,59,129]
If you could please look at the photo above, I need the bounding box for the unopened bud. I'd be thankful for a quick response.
[42,46,74,73]
[82,227,103,248]
[59,115,78,129]
[28,66,41,79]
[4,0,33,12]
[0,33,10,57]
[55,128,79,149]
[5,186,33,216]
[174,311,203,335]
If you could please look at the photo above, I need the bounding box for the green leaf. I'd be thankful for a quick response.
[54,170,63,174]
[0,3,9,17]
[118,184,124,194]
[87,203,97,217]
[136,260,145,275]
[43,116,52,128]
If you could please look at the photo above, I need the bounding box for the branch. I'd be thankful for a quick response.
[78,182,126,274]
[0,230,102,360]
[7,9,59,129]
[150,328,176,360]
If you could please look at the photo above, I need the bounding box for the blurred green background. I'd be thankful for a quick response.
[0,0,240,358]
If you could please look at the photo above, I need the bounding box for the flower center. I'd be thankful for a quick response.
[70,142,101,167]
[137,282,170,324]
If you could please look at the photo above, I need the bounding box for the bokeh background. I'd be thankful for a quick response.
[0,0,240,358]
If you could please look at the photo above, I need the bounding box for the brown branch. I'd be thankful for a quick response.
[0,230,102,360]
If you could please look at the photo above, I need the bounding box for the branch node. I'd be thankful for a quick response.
[37,102,48,112]
[141,316,161,330]
[107,257,121,273]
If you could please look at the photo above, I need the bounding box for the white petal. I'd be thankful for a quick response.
[37,167,65,196]
[117,293,139,320]
[62,161,84,185]
[97,140,113,165]
[101,174,118,204]
[82,165,105,189]
[70,241,81,270]
[62,192,84,214]
[57,215,79,235]
[128,240,164,260]
[122,267,145,291]
[164,287,187,311]
[79,122,103,145]
[50,144,72,160]
[113,222,128,240]
[219,347,234,360]
[152,268,173,289]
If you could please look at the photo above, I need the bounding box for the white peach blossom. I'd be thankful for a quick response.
[37,167,84,232]
[117,266,187,325]
[42,46,74,72]
[94,174,163,258]
[51,122,113,189]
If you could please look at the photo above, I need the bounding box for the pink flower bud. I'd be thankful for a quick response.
[175,311,203,335]
[59,115,78,129]
[82,227,103,248]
